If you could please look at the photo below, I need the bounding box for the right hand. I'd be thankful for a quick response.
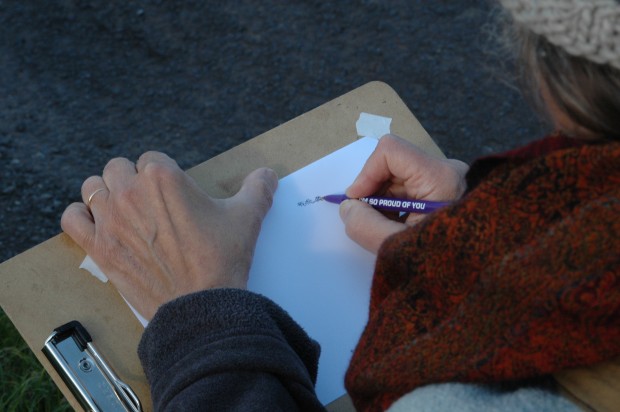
[340,134,468,253]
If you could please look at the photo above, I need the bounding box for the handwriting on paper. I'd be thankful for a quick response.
[297,196,322,207]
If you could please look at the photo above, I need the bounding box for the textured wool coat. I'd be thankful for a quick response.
[345,134,620,411]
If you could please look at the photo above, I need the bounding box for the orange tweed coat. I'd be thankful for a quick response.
[345,134,620,411]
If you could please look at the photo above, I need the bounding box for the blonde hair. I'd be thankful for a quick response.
[500,0,620,140]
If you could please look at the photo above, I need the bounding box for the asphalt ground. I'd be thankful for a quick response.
[0,1,545,272]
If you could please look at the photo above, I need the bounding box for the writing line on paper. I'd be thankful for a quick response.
[297,196,322,207]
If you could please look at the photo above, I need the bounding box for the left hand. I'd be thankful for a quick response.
[61,151,278,320]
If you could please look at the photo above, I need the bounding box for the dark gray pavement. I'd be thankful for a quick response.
[0,0,545,262]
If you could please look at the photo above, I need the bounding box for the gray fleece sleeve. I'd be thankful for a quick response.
[138,288,326,411]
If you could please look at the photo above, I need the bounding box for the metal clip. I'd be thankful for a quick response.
[42,321,142,412]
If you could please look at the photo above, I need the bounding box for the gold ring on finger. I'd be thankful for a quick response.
[87,188,106,207]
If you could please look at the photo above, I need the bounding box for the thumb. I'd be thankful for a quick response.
[233,167,279,221]
[340,200,405,254]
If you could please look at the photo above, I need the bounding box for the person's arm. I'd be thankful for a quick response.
[60,151,324,409]
[340,134,468,253]
[139,289,325,411]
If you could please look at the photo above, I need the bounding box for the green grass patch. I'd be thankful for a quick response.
[0,309,70,412]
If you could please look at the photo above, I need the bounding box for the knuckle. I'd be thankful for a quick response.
[143,161,181,184]
[438,161,468,199]
[104,157,128,170]
[60,205,76,230]
[378,134,399,148]
[142,150,166,159]
[139,151,174,167]
[377,134,393,150]
[82,175,101,189]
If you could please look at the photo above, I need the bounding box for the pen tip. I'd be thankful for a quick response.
[321,194,348,204]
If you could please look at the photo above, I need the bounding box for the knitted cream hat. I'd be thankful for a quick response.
[499,0,620,69]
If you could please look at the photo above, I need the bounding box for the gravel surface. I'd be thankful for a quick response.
[1,0,545,263]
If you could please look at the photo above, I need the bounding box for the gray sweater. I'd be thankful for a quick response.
[138,288,326,411]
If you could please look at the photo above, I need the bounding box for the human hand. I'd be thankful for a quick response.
[61,152,278,320]
[340,134,468,253]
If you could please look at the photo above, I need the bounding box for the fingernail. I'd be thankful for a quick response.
[339,199,353,219]
[260,168,278,189]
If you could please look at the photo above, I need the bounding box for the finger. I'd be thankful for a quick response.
[81,176,109,209]
[136,151,180,173]
[346,134,420,198]
[61,202,96,251]
[102,157,137,191]
[232,168,278,221]
[340,199,406,254]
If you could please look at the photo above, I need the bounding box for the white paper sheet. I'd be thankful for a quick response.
[248,136,380,405]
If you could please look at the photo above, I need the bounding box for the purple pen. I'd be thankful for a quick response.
[321,194,451,214]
